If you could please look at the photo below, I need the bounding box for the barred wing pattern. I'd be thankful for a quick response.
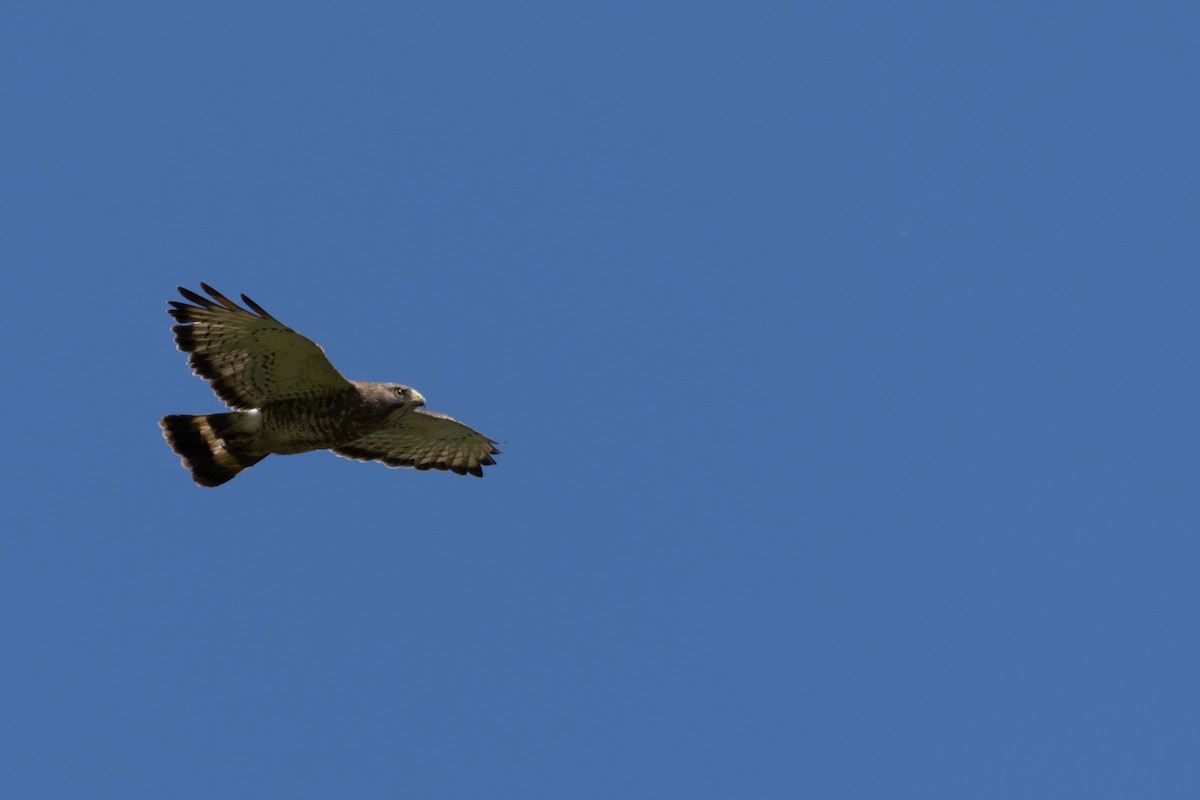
[333,409,501,477]
[169,283,353,409]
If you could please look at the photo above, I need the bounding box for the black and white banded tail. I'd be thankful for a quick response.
[159,413,265,487]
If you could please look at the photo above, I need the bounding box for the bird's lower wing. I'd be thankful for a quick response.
[332,409,501,477]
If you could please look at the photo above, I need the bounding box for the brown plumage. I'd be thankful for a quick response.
[160,284,500,487]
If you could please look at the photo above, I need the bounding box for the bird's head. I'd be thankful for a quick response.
[354,381,426,411]
[387,383,426,408]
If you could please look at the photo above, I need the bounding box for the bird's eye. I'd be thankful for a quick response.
[394,387,406,398]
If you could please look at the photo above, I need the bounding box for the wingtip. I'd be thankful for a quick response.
[176,285,213,307]
[240,293,273,319]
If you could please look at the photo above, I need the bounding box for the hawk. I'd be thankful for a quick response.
[160,283,501,487]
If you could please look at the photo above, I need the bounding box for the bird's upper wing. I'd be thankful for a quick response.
[168,283,353,409]
[332,409,501,477]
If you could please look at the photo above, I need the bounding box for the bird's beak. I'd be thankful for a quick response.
[410,390,426,407]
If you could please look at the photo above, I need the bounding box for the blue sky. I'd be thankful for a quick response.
[3,2,1199,797]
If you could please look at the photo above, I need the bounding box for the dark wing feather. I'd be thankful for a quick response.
[168,283,352,409]
[332,409,501,477]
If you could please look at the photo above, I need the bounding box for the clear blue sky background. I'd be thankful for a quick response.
[3,2,1198,797]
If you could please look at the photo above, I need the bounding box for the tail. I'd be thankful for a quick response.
[160,413,267,487]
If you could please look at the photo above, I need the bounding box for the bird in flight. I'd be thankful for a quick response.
[161,283,501,486]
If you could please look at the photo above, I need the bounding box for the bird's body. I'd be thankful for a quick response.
[249,383,397,454]
[160,284,500,486]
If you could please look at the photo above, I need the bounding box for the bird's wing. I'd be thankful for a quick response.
[332,409,501,477]
[168,283,353,409]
